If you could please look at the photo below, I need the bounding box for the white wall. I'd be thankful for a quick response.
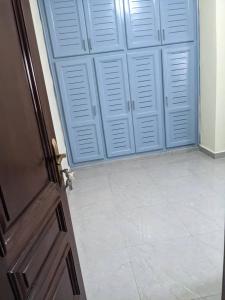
[29,0,69,168]
[215,0,225,153]
[199,0,217,152]
[199,0,225,154]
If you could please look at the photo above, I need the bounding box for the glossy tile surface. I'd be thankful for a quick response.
[68,150,225,300]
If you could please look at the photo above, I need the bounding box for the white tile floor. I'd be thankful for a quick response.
[68,150,225,300]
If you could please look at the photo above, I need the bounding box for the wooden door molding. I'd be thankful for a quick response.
[12,0,58,183]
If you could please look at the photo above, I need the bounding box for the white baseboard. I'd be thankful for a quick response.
[199,145,225,159]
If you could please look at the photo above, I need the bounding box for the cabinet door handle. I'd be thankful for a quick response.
[82,39,86,51]
[88,38,92,51]
[162,29,166,41]
[157,29,161,41]
[165,96,169,106]
[92,105,96,116]
[132,100,135,110]
[127,101,131,112]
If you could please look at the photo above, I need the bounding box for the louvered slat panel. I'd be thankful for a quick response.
[44,0,88,57]
[56,58,104,163]
[128,49,164,152]
[160,0,195,44]
[170,110,192,142]
[95,54,135,157]
[84,0,124,53]
[124,0,161,49]
[163,44,196,147]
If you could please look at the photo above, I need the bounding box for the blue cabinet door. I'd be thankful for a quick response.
[128,49,164,153]
[83,0,124,53]
[43,0,88,58]
[94,54,135,157]
[124,0,161,49]
[56,58,104,163]
[160,0,195,45]
[162,44,196,148]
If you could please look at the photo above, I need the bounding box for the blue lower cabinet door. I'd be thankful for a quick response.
[56,57,104,164]
[163,44,197,148]
[124,0,161,49]
[160,0,195,45]
[94,54,135,158]
[43,0,88,58]
[127,49,164,153]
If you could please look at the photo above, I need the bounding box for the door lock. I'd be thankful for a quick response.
[52,138,73,190]
[61,169,74,191]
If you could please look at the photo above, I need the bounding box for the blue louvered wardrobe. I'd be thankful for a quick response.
[38,0,198,166]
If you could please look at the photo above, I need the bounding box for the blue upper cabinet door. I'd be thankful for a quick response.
[127,49,164,153]
[163,44,196,148]
[56,57,104,164]
[43,0,88,58]
[160,0,195,44]
[83,0,124,53]
[124,0,161,49]
[94,54,135,157]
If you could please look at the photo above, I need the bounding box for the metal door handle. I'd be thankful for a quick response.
[165,96,169,106]
[157,29,161,41]
[127,101,131,112]
[88,38,92,50]
[92,105,97,117]
[162,29,166,41]
[82,39,86,51]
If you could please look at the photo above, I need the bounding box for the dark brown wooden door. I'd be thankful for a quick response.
[0,0,86,299]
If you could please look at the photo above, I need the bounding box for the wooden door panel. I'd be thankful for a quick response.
[8,207,63,299]
[53,266,76,300]
[1,183,59,259]
[0,0,49,227]
[44,247,80,300]
[31,240,80,300]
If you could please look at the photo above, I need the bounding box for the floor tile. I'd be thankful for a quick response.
[127,236,222,299]
[82,249,140,300]
[117,202,191,246]
[193,294,221,300]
